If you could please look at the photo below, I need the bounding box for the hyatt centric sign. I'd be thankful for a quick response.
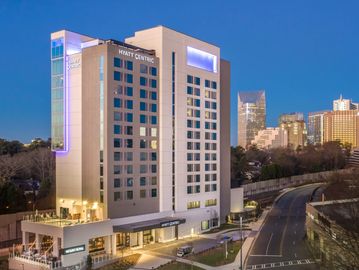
[160,220,181,228]
[119,49,154,64]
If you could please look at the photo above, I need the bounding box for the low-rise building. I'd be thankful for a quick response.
[251,127,287,149]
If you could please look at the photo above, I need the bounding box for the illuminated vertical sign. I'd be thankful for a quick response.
[186,46,217,73]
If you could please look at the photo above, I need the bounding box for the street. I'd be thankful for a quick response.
[246,184,321,270]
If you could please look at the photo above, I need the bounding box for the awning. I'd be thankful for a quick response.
[113,217,186,233]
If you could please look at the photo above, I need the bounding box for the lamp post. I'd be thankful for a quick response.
[240,216,243,270]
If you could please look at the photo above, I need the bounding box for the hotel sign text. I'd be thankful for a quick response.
[119,49,154,64]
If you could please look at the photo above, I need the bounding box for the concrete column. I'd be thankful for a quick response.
[53,237,59,257]
[22,231,29,250]
[35,234,42,250]
[111,234,117,255]
[138,232,143,247]
[104,235,111,254]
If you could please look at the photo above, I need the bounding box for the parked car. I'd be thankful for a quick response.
[176,245,193,257]
[217,235,233,244]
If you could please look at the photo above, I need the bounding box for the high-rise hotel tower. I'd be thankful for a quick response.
[17,27,230,268]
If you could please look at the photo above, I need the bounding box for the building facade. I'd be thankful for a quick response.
[280,120,307,150]
[237,90,266,148]
[333,94,358,111]
[323,110,359,148]
[278,112,304,124]
[307,111,328,145]
[15,27,230,268]
[251,127,288,149]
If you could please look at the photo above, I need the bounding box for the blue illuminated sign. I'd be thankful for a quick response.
[186,46,217,73]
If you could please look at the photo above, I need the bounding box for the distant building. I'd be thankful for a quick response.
[278,112,304,124]
[237,90,266,148]
[307,111,329,145]
[323,110,359,148]
[280,120,307,150]
[333,94,358,111]
[251,127,288,149]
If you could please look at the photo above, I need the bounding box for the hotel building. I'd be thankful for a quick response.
[13,26,230,269]
[280,120,307,150]
[251,127,288,149]
[237,90,266,148]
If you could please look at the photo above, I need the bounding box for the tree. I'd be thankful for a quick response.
[0,181,27,214]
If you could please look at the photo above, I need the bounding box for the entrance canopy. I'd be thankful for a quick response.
[113,217,186,233]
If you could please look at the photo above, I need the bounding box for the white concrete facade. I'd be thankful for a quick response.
[251,127,288,149]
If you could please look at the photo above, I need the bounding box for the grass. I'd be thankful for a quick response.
[158,261,204,270]
[0,256,8,270]
[188,240,242,266]
[98,254,141,270]
[202,223,249,234]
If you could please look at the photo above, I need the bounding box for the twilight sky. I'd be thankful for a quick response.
[0,0,358,145]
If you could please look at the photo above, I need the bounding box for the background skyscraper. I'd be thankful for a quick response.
[307,111,328,145]
[237,90,266,148]
[333,95,358,111]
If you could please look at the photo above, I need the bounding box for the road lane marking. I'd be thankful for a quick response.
[266,233,273,255]
[246,258,316,269]
[250,254,282,257]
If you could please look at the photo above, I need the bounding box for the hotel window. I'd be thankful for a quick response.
[212,184,217,191]
[125,100,133,109]
[151,152,157,161]
[140,89,147,98]
[205,199,217,207]
[150,104,157,113]
[194,77,200,85]
[151,140,157,150]
[126,190,133,200]
[140,115,147,124]
[114,98,122,108]
[125,86,133,96]
[140,127,146,136]
[114,165,121,175]
[151,165,157,173]
[114,71,122,81]
[125,60,133,71]
[151,116,157,125]
[114,152,122,161]
[151,176,157,185]
[125,73,133,84]
[124,139,133,148]
[140,64,148,74]
[114,57,122,68]
[114,125,121,134]
[125,113,133,122]
[205,80,210,88]
[114,178,122,188]
[140,190,146,198]
[124,126,133,135]
[187,75,193,84]
[205,184,210,192]
[150,79,157,88]
[187,86,193,95]
[140,152,147,161]
[194,88,200,96]
[187,201,200,209]
[140,77,147,86]
[140,165,147,174]
[150,92,157,100]
[114,112,122,121]
[140,102,147,111]
[201,220,209,230]
[140,139,146,148]
[150,67,157,76]
[211,81,217,89]
[126,178,133,187]
[114,192,122,201]
[114,138,121,148]
[195,174,200,182]
[125,165,133,174]
[140,177,146,186]
[151,128,157,137]
[151,189,157,197]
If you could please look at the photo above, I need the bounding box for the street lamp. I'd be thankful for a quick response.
[240,216,243,270]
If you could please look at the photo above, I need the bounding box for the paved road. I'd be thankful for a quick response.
[246,184,321,270]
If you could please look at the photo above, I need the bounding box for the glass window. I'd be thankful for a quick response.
[140,115,147,124]
[126,113,133,122]
[140,89,147,98]
[125,139,133,148]
[126,61,133,70]
[126,190,133,200]
[140,139,146,148]
[140,77,147,86]
[150,104,157,112]
[114,152,121,161]
[140,127,146,136]
[151,152,157,161]
[211,81,217,89]
[126,73,133,83]
[151,176,157,185]
[114,57,122,68]
[124,126,133,135]
[114,125,121,134]
[125,152,133,161]
[150,79,157,88]
[150,92,157,100]
[150,67,157,76]
[151,128,157,137]
[151,116,157,125]
[140,152,147,161]
[114,98,121,108]
[140,177,146,186]
[114,112,122,121]
[194,77,200,85]
[125,86,133,96]
[187,75,193,84]
[140,102,147,111]
[114,178,121,188]
[114,71,121,81]
[126,178,133,187]
[205,80,210,88]
[151,165,157,173]
[114,138,121,148]
[114,165,121,174]
[140,189,146,198]
[151,189,157,197]
[140,165,147,173]
[114,192,122,201]
[125,100,133,109]
[140,64,148,74]
[187,86,193,95]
